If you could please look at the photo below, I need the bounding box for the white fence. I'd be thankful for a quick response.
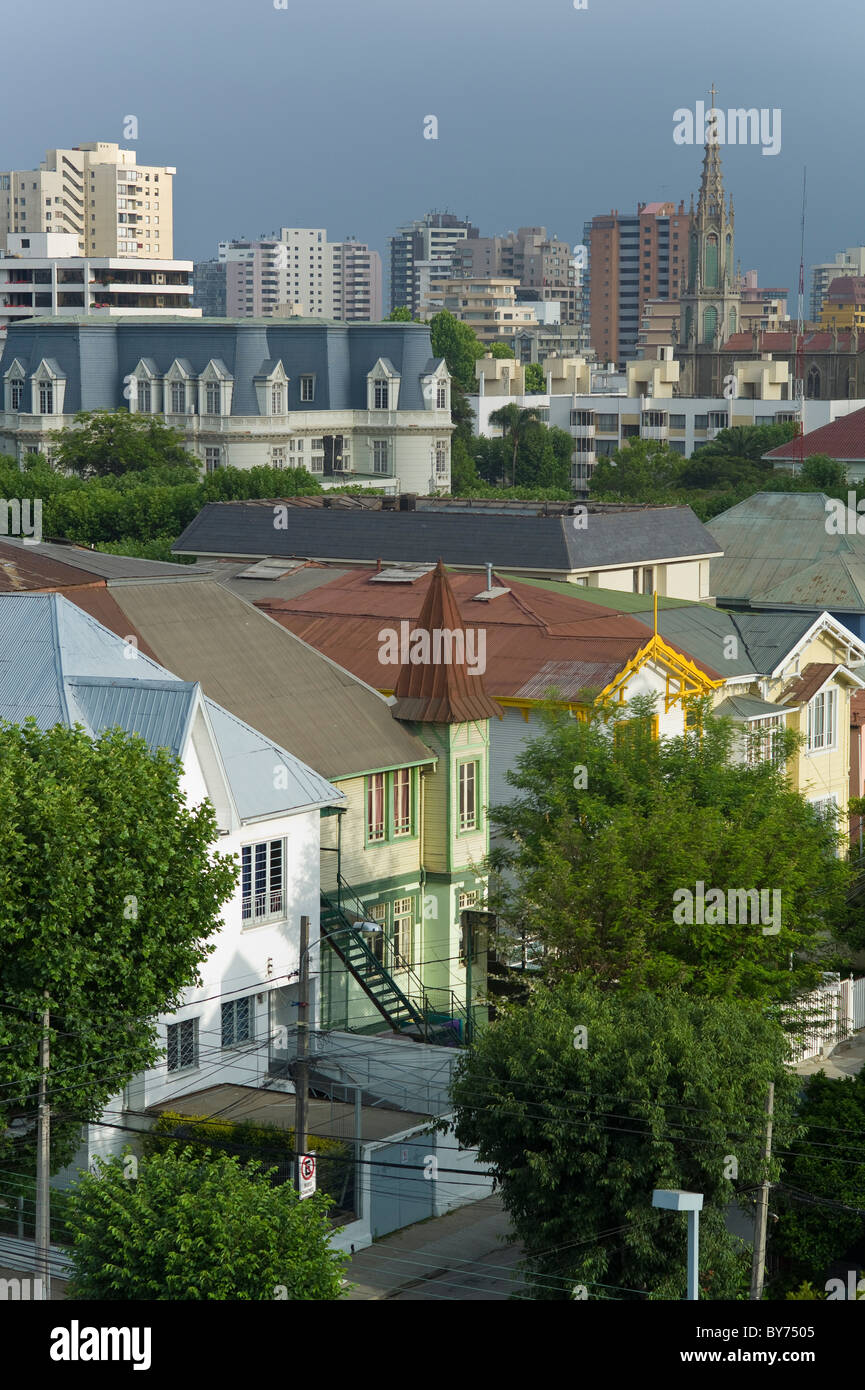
[785,974,865,1064]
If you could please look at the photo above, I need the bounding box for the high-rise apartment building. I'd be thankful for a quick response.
[584,201,688,366]
[388,212,478,315]
[451,227,579,325]
[0,232,197,344]
[429,277,537,342]
[192,258,227,316]
[810,247,865,322]
[0,142,175,258]
[219,229,381,320]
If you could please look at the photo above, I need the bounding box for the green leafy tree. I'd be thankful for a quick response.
[799,454,847,493]
[589,437,684,500]
[450,435,482,493]
[65,1147,349,1300]
[488,403,542,488]
[524,363,546,394]
[769,1070,865,1292]
[0,722,237,1173]
[50,410,199,478]
[448,975,797,1298]
[382,306,415,321]
[429,310,486,391]
[487,342,515,359]
[486,700,851,1002]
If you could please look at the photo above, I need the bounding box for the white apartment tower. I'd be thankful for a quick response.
[0,143,175,258]
[219,229,381,321]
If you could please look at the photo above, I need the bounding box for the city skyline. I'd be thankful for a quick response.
[1,0,860,302]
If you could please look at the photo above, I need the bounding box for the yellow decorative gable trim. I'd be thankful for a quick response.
[599,634,723,713]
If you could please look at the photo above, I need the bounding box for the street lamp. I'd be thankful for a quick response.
[652,1188,704,1300]
[294,914,382,1191]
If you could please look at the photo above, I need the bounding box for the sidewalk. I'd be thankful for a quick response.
[795,1027,865,1079]
[346,1193,524,1301]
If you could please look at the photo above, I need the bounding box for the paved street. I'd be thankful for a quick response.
[346,1193,525,1301]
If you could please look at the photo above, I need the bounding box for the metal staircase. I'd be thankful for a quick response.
[320,876,465,1045]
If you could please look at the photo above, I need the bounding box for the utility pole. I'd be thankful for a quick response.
[35,992,51,1301]
[749,1081,775,1301]
[294,915,310,1190]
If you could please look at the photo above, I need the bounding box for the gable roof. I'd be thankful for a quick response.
[253,565,722,701]
[763,406,865,463]
[706,491,865,610]
[0,536,212,584]
[99,577,434,782]
[0,593,341,818]
[172,501,722,576]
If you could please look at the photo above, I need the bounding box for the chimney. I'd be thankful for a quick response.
[485,562,493,590]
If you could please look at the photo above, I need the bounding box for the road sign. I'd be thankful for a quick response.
[299,1154,316,1199]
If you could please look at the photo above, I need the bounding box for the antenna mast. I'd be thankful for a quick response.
[795,169,807,462]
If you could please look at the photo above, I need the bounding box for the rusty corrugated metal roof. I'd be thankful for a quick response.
[390,560,501,724]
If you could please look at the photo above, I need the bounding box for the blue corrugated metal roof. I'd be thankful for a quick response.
[67,677,197,758]
[0,594,342,818]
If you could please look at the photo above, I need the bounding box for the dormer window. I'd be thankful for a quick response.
[206,381,221,414]
[39,382,53,414]
[436,381,447,409]
[373,378,389,409]
[10,379,23,410]
[271,382,284,414]
[170,380,186,413]
[300,375,315,402]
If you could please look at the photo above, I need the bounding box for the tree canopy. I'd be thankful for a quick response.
[448,974,797,1298]
[0,721,237,1173]
[66,1147,349,1300]
[429,310,486,391]
[50,410,199,478]
[486,699,851,1003]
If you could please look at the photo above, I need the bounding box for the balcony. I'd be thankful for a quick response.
[640,424,668,440]
[571,423,595,438]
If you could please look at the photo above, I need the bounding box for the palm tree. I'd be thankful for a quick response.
[488,404,541,488]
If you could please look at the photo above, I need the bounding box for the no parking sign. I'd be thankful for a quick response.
[299,1154,316,1199]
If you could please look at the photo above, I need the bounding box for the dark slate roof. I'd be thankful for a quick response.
[0,537,211,583]
[173,501,720,575]
[0,317,439,416]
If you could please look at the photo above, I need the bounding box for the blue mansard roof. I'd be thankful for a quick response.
[0,316,444,415]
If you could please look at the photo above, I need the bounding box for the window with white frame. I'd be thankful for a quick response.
[373,378,389,409]
[392,897,413,968]
[810,794,838,823]
[271,447,286,468]
[392,767,412,835]
[206,381,221,414]
[166,1018,197,1072]
[38,381,53,414]
[170,380,185,413]
[435,440,448,478]
[745,715,783,766]
[204,447,221,474]
[138,379,151,413]
[221,995,254,1047]
[436,381,447,409]
[458,761,478,831]
[367,773,385,841]
[271,382,284,414]
[807,688,837,751]
[458,890,477,911]
[300,375,315,402]
[10,379,24,410]
[373,439,389,474]
[365,901,388,962]
[309,453,323,472]
[241,839,285,923]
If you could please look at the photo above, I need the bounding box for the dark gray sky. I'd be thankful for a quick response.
[5,0,862,298]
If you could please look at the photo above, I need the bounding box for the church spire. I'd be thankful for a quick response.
[697,83,725,221]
